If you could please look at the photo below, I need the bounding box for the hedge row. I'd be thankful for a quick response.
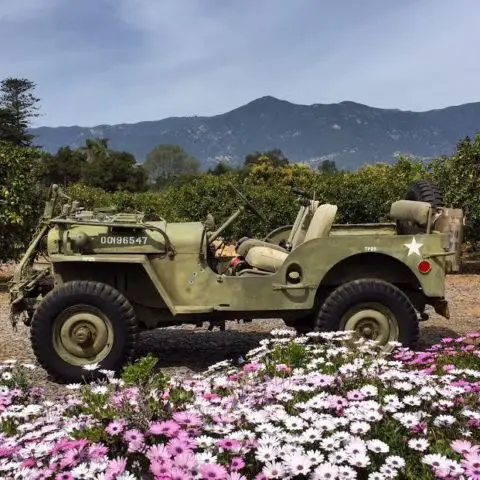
[64,156,425,241]
[2,135,480,263]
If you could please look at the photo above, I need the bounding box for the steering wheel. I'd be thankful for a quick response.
[229,183,266,221]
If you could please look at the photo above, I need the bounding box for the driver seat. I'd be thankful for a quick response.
[244,204,338,273]
[236,200,319,257]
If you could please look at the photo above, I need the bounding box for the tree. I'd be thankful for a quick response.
[143,144,200,188]
[430,133,480,247]
[0,141,44,261]
[40,146,88,186]
[58,137,149,192]
[318,159,338,174]
[244,149,289,168]
[208,162,234,176]
[0,77,40,146]
[0,107,19,144]
[83,149,148,193]
[81,137,109,162]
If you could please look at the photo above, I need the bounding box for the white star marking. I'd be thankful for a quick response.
[404,237,423,257]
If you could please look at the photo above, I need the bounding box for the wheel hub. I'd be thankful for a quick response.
[361,325,373,337]
[53,308,114,365]
[72,324,93,346]
[341,305,399,348]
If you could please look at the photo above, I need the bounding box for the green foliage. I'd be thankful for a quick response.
[81,137,109,160]
[0,108,20,145]
[0,363,37,436]
[318,159,339,174]
[65,355,193,446]
[244,148,289,168]
[433,351,480,373]
[40,146,87,186]
[143,144,200,188]
[429,134,480,247]
[84,149,148,193]
[0,141,45,262]
[58,154,441,244]
[315,156,425,224]
[0,77,40,147]
[263,342,308,376]
[80,138,149,193]
[121,353,167,391]
[208,161,235,176]
[39,138,149,193]
[3,134,480,262]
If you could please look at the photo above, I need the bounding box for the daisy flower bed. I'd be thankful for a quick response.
[1,330,479,480]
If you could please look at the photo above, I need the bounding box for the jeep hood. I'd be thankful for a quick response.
[46,220,206,256]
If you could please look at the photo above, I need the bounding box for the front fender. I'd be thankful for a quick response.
[50,254,177,314]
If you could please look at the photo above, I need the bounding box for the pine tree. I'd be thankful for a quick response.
[0,77,40,146]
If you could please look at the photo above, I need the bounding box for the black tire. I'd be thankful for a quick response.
[315,279,419,349]
[405,180,444,207]
[31,281,137,383]
[398,180,444,234]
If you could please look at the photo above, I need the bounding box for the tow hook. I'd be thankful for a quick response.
[433,300,450,319]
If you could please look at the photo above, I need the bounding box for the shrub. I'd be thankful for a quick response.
[0,142,45,262]
[65,157,427,241]
[429,135,480,248]
[2,139,479,263]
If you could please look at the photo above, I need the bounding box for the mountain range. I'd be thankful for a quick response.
[30,96,480,169]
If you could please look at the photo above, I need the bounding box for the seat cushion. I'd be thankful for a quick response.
[237,200,319,258]
[390,200,431,226]
[303,204,338,242]
[289,200,320,249]
[237,238,288,258]
[244,203,338,273]
[245,246,289,273]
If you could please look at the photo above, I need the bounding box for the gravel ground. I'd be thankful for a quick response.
[1,274,479,399]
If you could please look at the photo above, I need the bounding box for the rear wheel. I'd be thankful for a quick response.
[315,279,419,351]
[31,281,137,383]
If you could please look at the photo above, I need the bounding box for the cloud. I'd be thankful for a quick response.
[0,0,479,126]
[313,0,480,110]
[0,0,58,22]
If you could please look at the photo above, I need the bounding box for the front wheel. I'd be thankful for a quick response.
[315,279,419,350]
[31,281,137,383]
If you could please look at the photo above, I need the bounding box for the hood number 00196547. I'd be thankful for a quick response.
[100,235,148,245]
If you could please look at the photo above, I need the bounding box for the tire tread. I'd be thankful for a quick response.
[315,278,419,349]
[31,280,137,383]
[405,180,444,207]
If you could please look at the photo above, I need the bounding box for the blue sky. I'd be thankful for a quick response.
[1,0,479,127]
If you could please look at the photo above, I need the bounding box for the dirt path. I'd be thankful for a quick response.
[1,274,479,398]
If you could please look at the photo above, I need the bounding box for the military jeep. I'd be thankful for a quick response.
[8,181,463,382]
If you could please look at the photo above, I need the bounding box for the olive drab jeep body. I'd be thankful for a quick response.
[8,181,464,383]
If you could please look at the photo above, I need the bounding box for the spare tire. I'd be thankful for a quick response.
[397,180,444,235]
[405,180,444,207]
